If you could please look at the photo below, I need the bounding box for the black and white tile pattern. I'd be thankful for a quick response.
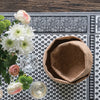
[95,35,100,100]
[90,15,95,33]
[32,16,88,33]
[96,16,100,33]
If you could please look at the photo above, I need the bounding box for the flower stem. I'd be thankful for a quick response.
[11,76,14,83]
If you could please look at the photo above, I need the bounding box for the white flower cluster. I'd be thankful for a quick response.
[1,24,34,55]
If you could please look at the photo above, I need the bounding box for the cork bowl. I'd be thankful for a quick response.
[43,36,93,84]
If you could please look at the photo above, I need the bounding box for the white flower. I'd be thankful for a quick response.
[24,25,35,37]
[7,82,23,95]
[1,36,16,52]
[6,24,26,40]
[14,10,31,24]
[18,38,33,55]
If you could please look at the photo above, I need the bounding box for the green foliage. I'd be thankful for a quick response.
[22,83,30,90]
[0,44,17,84]
[0,80,1,85]
[0,15,11,34]
[19,69,24,77]
[19,75,26,84]
[19,75,33,90]
[12,20,20,25]
[26,76,33,84]
[4,73,10,84]
[7,54,17,66]
[0,15,5,20]
[0,21,6,34]
[0,15,20,35]
[3,20,11,28]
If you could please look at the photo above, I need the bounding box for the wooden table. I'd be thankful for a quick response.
[0,0,100,12]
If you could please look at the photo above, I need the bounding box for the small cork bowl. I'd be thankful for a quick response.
[43,36,93,84]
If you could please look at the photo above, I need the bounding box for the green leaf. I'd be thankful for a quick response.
[26,76,33,84]
[12,20,20,25]
[0,79,1,85]
[0,21,6,34]
[4,73,10,84]
[18,75,33,90]
[7,54,17,67]
[0,30,3,34]
[0,48,17,84]
[1,68,6,77]
[15,79,18,82]
[3,34,8,37]
[3,61,9,68]
[19,69,24,76]
[3,20,11,28]
[22,83,30,90]
[0,15,5,20]
[19,75,26,84]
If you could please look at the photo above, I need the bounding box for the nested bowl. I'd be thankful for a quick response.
[43,36,93,84]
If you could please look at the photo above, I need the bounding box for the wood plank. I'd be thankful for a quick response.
[0,0,100,12]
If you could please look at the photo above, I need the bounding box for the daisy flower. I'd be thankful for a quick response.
[24,25,35,37]
[6,24,26,40]
[1,36,16,52]
[18,38,33,55]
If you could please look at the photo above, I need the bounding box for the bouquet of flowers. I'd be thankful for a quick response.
[0,10,35,96]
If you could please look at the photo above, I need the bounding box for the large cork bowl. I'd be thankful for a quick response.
[43,36,93,84]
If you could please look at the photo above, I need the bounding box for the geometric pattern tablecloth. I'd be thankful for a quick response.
[0,12,100,100]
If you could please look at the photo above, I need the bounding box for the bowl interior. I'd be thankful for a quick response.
[50,41,85,82]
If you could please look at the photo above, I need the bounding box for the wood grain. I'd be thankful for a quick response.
[0,0,100,12]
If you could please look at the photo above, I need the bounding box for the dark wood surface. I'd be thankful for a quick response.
[0,0,100,12]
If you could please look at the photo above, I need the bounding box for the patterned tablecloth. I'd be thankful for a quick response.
[0,12,99,100]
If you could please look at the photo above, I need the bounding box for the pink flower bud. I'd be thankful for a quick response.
[9,65,20,76]
[7,82,23,95]
[14,10,31,24]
